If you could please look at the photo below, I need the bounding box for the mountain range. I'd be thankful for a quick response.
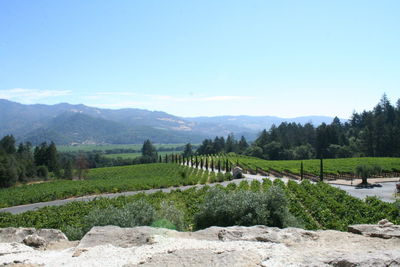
[0,99,341,145]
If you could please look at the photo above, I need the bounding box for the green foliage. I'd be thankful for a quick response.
[155,201,185,231]
[0,135,16,154]
[0,155,18,187]
[1,180,399,241]
[194,186,299,229]
[222,154,400,176]
[141,140,157,161]
[83,200,156,230]
[0,164,228,208]
[182,143,194,158]
[36,165,49,179]
[355,164,382,183]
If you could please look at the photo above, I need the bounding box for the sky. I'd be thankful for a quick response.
[0,0,399,118]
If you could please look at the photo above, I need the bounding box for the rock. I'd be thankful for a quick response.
[0,228,35,243]
[22,235,46,248]
[1,225,400,266]
[77,226,176,249]
[348,220,400,239]
[232,167,243,179]
[0,228,68,244]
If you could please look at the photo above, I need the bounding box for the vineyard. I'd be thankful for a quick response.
[1,179,398,240]
[0,164,232,208]
[188,154,400,179]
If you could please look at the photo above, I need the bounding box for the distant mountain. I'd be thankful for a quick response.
[186,115,342,132]
[0,99,342,145]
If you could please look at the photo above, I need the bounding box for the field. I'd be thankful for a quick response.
[57,143,192,153]
[217,154,400,176]
[1,179,398,241]
[0,164,232,208]
[104,151,170,159]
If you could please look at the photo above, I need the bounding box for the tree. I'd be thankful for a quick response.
[0,135,16,154]
[355,165,382,185]
[46,142,59,173]
[76,154,89,180]
[0,155,18,188]
[182,143,193,158]
[63,160,74,179]
[141,139,157,162]
[238,136,249,153]
[225,134,237,153]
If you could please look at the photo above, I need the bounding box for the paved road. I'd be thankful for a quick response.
[331,182,399,203]
[0,174,268,215]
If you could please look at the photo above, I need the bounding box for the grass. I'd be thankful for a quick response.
[104,151,170,159]
[57,143,193,153]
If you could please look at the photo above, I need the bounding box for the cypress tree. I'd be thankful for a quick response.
[205,158,209,170]
[200,158,204,169]
[217,160,221,172]
[300,161,304,180]
[320,158,324,181]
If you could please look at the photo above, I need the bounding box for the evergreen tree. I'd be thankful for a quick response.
[46,142,59,173]
[238,136,249,153]
[141,139,157,161]
[182,143,193,157]
[0,135,16,154]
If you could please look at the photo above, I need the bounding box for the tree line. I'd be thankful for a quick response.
[195,95,400,160]
[0,137,161,188]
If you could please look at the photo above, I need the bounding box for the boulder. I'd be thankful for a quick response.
[348,219,400,239]
[77,226,176,248]
[22,235,46,248]
[0,228,68,245]
[1,225,400,266]
[232,166,243,179]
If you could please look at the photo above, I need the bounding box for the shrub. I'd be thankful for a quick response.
[194,186,299,229]
[63,225,84,240]
[155,201,185,231]
[224,172,233,181]
[151,219,176,230]
[83,200,156,231]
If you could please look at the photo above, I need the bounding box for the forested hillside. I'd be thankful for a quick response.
[196,95,400,159]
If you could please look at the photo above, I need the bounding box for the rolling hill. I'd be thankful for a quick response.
[0,99,340,145]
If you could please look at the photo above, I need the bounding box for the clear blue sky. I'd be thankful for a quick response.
[0,0,399,118]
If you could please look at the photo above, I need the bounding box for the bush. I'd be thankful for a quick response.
[194,186,299,229]
[63,225,84,240]
[83,200,156,231]
[155,201,185,231]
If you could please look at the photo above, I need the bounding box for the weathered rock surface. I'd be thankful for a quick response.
[0,228,68,244]
[1,224,400,266]
[348,219,400,239]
